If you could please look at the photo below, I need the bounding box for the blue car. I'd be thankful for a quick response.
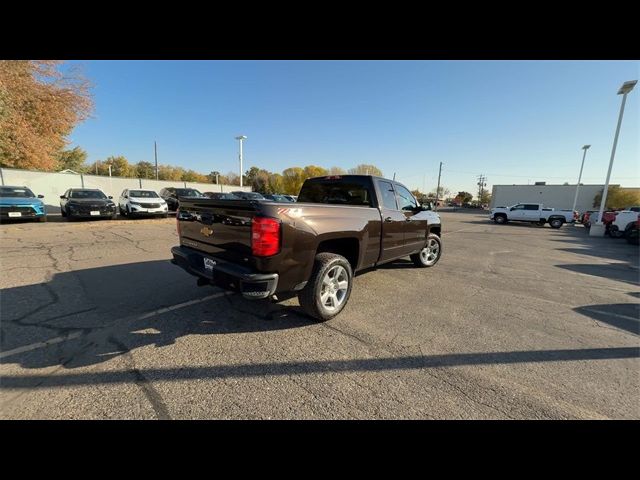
[0,185,47,222]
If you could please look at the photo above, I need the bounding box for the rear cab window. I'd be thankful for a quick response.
[298,177,375,207]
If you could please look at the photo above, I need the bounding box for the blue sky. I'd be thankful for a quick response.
[66,60,639,195]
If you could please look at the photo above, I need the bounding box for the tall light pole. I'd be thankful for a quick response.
[591,80,637,237]
[571,145,590,216]
[235,135,247,188]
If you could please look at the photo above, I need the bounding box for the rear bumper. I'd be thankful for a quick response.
[170,245,278,300]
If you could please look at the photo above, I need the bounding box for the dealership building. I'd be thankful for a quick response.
[488,183,611,213]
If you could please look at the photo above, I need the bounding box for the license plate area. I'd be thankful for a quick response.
[8,212,22,217]
[203,257,217,272]
[90,211,100,216]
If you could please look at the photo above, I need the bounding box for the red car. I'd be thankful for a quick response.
[583,210,618,232]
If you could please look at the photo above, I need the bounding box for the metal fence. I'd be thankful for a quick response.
[0,167,251,213]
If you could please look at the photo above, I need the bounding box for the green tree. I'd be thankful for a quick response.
[56,147,88,172]
[479,190,492,204]
[593,186,640,209]
[0,60,93,171]
[455,191,473,204]
[348,164,383,176]
[135,161,156,179]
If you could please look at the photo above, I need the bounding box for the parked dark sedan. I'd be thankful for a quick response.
[159,187,205,211]
[263,194,294,202]
[230,191,268,201]
[203,192,241,200]
[60,188,117,220]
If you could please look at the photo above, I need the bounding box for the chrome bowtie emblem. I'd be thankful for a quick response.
[200,226,214,237]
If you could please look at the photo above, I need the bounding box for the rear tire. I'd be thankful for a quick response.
[549,218,564,229]
[494,214,507,224]
[410,233,442,267]
[298,252,353,321]
[610,227,624,239]
[38,216,47,222]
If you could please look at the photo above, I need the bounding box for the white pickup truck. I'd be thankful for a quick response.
[489,203,575,229]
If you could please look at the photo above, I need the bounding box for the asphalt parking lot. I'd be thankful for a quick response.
[1,210,638,419]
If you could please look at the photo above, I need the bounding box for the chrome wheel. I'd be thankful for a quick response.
[320,265,349,312]
[419,238,440,266]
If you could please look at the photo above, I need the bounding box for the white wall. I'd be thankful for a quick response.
[489,184,610,213]
[0,167,250,213]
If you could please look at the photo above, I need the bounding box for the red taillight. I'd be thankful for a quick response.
[252,217,281,257]
[176,208,181,236]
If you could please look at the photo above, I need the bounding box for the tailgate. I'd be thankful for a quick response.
[177,198,260,258]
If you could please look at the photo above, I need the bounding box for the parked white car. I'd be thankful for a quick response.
[118,189,168,218]
[489,203,575,229]
[609,210,640,238]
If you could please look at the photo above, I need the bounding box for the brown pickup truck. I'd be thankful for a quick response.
[171,175,442,320]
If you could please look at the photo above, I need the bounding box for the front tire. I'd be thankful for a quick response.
[494,214,507,224]
[298,253,353,321]
[410,233,442,267]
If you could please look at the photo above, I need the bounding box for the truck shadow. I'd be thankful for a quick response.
[0,260,315,371]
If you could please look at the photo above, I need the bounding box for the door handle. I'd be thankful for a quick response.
[384,216,393,223]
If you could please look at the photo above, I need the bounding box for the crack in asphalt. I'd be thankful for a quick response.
[107,335,171,420]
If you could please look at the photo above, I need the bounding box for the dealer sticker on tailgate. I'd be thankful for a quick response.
[203,257,216,271]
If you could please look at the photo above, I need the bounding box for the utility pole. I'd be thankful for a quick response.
[435,162,443,210]
[235,135,247,188]
[154,141,159,180]
[477,174,487,203]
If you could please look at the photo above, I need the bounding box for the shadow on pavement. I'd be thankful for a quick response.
[574,304,640,335]
[2,345,638,390]
[1,260,315,371]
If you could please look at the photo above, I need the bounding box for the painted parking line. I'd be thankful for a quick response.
[0,291,231,360]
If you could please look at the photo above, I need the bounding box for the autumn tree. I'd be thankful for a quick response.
[348,164,383,176]
[430,186,451,199]
[268,173,284,194]
[282,167,306,195]
[0,60,93,171]
[303,165,328,179]
[328,166,347,175]
[56,147,88,172]
[593,186,640,210]
[225,171,240,186]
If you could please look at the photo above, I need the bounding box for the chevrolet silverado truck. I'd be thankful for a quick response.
[489,203,574,229]
[171,175,442,320]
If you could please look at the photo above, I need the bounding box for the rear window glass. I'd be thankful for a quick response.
[175,189,203,197]
[298,181,373,206]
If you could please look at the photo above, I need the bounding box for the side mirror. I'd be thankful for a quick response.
[60,195,65,199]
[124,195,128,198]
[108,196,113,199]
[38,194,44,198]
[510,207,516,211]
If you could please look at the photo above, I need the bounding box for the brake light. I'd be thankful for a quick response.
[252,217,281,257]
[176,208,181,236]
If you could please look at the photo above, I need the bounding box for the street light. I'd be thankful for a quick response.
[235,135,247,188]
[590,80,637,237]
[570,145,591,217]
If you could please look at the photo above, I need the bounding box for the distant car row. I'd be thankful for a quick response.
[581,207,640,244]
[1,185,299,223]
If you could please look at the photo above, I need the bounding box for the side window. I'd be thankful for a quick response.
[524,204,539,211]
[121,190,127,197]
[512,204,525,210]
[377,181,398,210]
[395,184,417,211]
